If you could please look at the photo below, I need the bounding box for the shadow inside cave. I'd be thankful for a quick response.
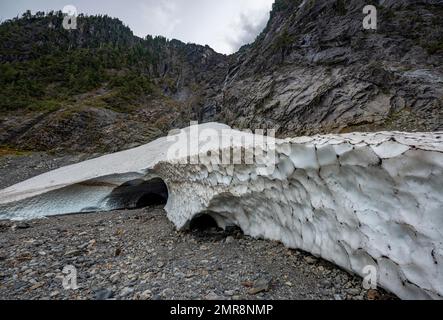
[187,212,244,241]
[106,177,169,210]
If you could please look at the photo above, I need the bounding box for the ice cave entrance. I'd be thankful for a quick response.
[189,213,219,231]
[107,178,169,210]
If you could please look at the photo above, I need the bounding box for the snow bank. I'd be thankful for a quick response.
[0,123,442,300]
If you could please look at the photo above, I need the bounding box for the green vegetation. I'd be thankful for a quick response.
[271,0,302,17]
[273,29,293,51]
[0,146,30,157]
[0,11,174,113]
[335,0,347,16]
[425,41,443,55]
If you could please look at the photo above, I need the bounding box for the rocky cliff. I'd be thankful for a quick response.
[0,12,228,153]
[0,0,442,153]
[208,0,443,136]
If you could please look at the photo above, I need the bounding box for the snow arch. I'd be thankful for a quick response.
[0,123,442,300]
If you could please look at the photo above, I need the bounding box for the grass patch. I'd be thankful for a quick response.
[0,146,30,157]
[425,41,443,55]
[273,29,293,52]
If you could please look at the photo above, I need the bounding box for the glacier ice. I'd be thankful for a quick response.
[0,123,442,300]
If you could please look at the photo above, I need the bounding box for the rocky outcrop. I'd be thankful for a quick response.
[0,13,228,153]
[1,1,442,153]
[208,0,443,135]
[1,123,442,300]
[1,103,171,153]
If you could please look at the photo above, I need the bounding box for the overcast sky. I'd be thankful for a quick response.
[0,0,274,54]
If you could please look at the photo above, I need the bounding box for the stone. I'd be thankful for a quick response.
[161,288,174,297]
[15,222,31,230]
[205,292,221,300]
[304,256,317,265]
[49,291,59,297]
[95,289,114,300]
[29,282,44,290]
[64,249,82,257]
[334,294,343,301]
[109,272,120,284]
[224,290,235,296]
[225,236,235,244]
[367,289,382,301]
[140,289,152,300]
[346,288,361,296]
[119,287,134,297]
[248,278,271,295]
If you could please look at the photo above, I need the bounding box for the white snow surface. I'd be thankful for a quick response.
[0,123,442,300]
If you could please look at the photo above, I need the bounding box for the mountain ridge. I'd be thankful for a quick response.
[0,0,442,154]
[208,0,443,136]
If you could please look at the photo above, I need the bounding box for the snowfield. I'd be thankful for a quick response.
[0,123,442,300]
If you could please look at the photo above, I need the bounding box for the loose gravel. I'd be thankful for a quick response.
[0,153,397,300]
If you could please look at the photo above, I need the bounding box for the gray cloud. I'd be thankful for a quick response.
[226,12,270,52]
[0,0,274,54]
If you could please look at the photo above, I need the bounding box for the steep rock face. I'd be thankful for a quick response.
[1,1,442,153]
[0,124,442,300]
[209,0,443,135]
[0,13,228,153]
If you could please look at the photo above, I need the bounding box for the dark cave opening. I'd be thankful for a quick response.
[189,214,219,231]
[107,178,169,210]
[136,193,166,208]
[188,212,244,242]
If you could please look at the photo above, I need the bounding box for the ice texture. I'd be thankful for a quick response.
[0,123,442,300]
